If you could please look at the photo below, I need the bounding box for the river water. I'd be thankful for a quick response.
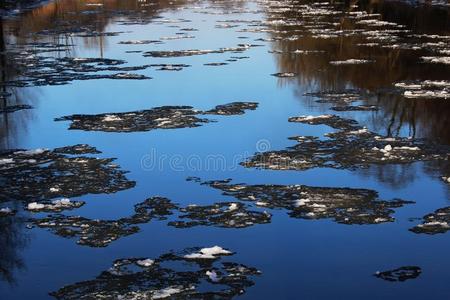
[0,0,450,299]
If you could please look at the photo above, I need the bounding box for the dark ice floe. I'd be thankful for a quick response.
[0,144,135,202]
[303,90,366,105]
[151,64,191,71]
[204,102,258,115]
[32,197,176,247]
[31,196,272,246]
[288,114,358,130]
[375,266,422,282]
[198,179,412,225]
[55,106,208,132]
[0,50,153,87]
[329,59,373,65]
[271,72,297,78]
[52,144,101,155]
[55,102,258,132]
[331,105,378,111]
[242,114,450,171]
[50,246,260,299]
[410,207,450,234]
[421,56,450,65]
[142,45,253,57]
[118,40,162,45]
[395,80,450,99]
[204,62,228,66]
[159,34,195,40]
[168,202,271,228]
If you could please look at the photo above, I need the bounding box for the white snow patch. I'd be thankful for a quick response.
[14,148,47,155]
[27,202,45,210]
[206,270,220,282]
[330,59,372,65]
[0,207,12,214]
[422,56,450,65]
[152,286,184,299]
[103,115,122,122]
[184,246,231,259]
[293,198,310,207]
[136,259,155,267]
[228,203,239,211]
[296,115,333,121]
[418,221,449,228]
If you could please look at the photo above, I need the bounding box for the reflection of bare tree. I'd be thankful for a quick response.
[269,0,450,143]
[0,212,29,285]
[0,16,37,150]
[356,164,418,190]
[266,0,450,188]
[5,0,193,51]
[0,0,201,149]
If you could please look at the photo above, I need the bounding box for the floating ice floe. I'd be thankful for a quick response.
[271,72,297,77]
[50,247,261,299]
[159,34,195,40]
[195,179,413,225]
[375,266,422,282]
[204,62,228,66]
[31,197,176,247]
[184,246,232,259]
[242,113,450,171]
[0,51,154,87]
[204,102,258,115]
[31,195,273,247]
[118,40,162,45]
[168,202,271,228]
[421,56,450,65]
[151,64,190,71]
[55,102,258,132]
[395,80,450,99]
[331,105,378,111]
[303,90,366,104]
[329,59,373,65]
[143,44,251,58]
[0,144,135,203]
[410,207,450,234]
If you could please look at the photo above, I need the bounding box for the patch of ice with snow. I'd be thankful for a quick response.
[296,115,333,121]
[206,270,220,282]
[228,203,239,211]
[152,286,184,299]
[103,115,122,122]
[136,259,154,267]
[330,59,372,65]
[14,148,47,155]
[422,56,450,65]
[184,246,231,259]
[26,198,84,212]
[0,207,12,214]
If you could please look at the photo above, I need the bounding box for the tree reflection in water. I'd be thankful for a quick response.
[269,0,450,143]
[0,211,29,285]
